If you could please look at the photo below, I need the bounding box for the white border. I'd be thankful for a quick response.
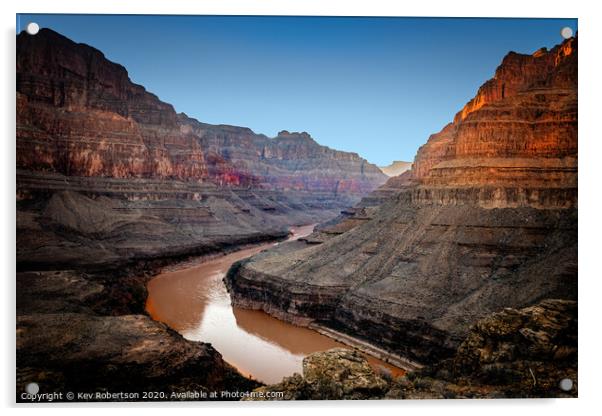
[2,1,601,415]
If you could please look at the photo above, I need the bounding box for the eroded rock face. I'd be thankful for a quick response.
[412,37,577,192]
[180,119,387,194]
[17,29,207,181]
[247,348,388,400]
[17,28,385,193]
[226,38,577,366]
[387,299,577,398]
[16,270,260,401]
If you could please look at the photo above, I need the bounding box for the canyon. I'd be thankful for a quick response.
[225,36,578,395]
[146,224,404,385]
[16,28,386,400]
[15,26,578,401]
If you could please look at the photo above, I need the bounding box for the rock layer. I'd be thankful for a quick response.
[180,118,386,194]
[226,38,578,368]
[17,30,206,181]
[412,37,577,191]
[17,28,385,191]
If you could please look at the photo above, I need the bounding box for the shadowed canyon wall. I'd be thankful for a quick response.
[226,37,577,365]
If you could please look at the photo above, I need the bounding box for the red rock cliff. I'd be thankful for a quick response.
[411,37,577,205]
[17,28,208,181]
[17,28,386,194]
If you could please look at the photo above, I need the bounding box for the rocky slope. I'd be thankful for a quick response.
[226,37,578,370]
[406,299,578,399]
[250,299,577,399]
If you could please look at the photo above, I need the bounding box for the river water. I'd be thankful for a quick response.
[146,224,404,384]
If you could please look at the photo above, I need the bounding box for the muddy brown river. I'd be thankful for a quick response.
[146,224,404,384]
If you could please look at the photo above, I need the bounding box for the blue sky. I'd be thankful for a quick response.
[17,15,576,166]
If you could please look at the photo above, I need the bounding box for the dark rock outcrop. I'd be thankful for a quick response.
[251,299,577,400]
[387,299,577,398]
[246,348,388,400]
[16,270,260,401]
[226,38,578,369]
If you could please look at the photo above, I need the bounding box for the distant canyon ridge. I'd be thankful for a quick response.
[379,161,413,177]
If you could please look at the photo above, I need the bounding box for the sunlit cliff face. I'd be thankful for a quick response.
[408,36,577,204]
[455,37,577,123]
[17,29,387,195]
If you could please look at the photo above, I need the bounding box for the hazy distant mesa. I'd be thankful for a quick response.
[378,161,413,177]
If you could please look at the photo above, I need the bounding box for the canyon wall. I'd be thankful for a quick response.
[17,29,207,181]
[226,38,578,367]
[180,116,385,194]
[17,29,384,193]
[16,28,386,269]
[412,38,577,196]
